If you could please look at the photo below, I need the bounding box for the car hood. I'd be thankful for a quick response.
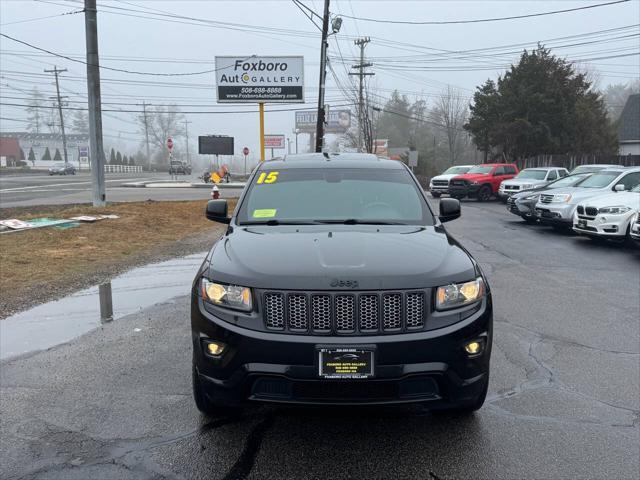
[452,173,490,182]
[579,191,640,209]
[538,186,618,204]
[206,225,477,290]
[502,178,546,187]
[431,173,459,182]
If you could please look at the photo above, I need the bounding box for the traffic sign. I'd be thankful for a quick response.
[167,137,174,150]
[243,147,249,156]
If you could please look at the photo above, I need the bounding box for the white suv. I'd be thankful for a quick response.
[534,167,640,228]
[573,184,640,242]
[498,167,568,201]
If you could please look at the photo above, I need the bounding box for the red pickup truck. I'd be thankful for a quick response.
[448,163,519,201]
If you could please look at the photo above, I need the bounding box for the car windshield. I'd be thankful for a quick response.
[576,172,620,188]
[237,168,433,225]
[515,170,547,180]
[547,173,588,188]
[442,166,471,175]
[631,184,640,193]
[53,162,64,167]
[466,166,493,174]
[571,165,611,174]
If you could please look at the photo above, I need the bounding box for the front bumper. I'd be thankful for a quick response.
[534,203,575,224]
[429,184,449,194]
[449,183,480,198]
[573,212,634,238]
[191,294,492,407]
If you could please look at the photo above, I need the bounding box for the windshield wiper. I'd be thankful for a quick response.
[240,220,320,226]
[314,219,407,225]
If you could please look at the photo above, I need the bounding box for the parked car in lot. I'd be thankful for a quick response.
[630,212,640,245]
[569,164,619,174]
[573,184,640,242]
[498,167,568,201]
[48,162,76,175]
[169,161,191,175]
[449,163,519,201]
[534,167,640,229]
[192,153,492,414]
[429,165,473,197]
[506,173,591,223]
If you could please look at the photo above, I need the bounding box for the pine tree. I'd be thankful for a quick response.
[110,148,116,164]
[53,149,62,161]
[116,151,123,165]
[42,147,52,161]
[123,155,128,165]
[28,147,36,164]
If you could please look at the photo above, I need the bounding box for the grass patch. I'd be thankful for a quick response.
[0,199,236,308]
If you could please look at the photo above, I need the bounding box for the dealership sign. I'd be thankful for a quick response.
[215,56,304,103]
[264,135,285,149]
[295,109,351,133]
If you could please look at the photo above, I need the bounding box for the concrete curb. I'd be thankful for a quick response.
[122,181,246,189]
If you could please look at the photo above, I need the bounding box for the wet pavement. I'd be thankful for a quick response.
[1,201,638,479]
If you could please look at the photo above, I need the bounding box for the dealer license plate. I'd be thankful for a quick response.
[318,347,374,379]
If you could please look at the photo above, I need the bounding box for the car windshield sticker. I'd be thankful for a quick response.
[252,209,277,218]
[256,171,279,184]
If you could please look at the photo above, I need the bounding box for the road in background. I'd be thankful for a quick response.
[1,200,638,479]
[0,172,243,208]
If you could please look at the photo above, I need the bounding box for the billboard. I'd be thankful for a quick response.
[264,135,285,149]
[198,136,234,155]
[215,56,304,103]
[295,109,351,133]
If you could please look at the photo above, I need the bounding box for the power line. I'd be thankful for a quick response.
[0,8,83,26]
[339,0,630,25]
[0,33,248,76]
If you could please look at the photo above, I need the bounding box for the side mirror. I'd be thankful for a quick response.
[205,199,230,224]
[439,198,461,223]
[614,184,625,192]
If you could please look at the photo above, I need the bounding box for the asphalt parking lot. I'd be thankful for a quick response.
[1,199,638,479]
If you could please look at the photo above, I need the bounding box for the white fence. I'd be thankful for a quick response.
[104,165,143,173]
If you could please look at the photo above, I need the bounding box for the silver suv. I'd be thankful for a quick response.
[534,167,640,228]
[498,167,568,201]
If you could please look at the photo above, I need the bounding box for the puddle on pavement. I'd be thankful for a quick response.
[0,252,207,361]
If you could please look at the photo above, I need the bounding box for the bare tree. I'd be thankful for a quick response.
[430,86,469,165]
[26,87,45,134]
[136,105,185,165]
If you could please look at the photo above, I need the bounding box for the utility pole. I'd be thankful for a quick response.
[84,0,106,206]
[183,119,192,165]
[314,0,330,153]
[44,66,69,163]
[142,101,151,170]
[350,37,373,152]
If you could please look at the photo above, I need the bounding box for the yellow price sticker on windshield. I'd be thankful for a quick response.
[256,171,279,184]
[252,209,277,218]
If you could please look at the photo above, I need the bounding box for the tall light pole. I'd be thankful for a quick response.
[183,119,192,165]
[292,128,300,154]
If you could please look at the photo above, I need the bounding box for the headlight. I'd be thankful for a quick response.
[523,194,539,201]
[521,184,532,189]
[598,206,631,214]
[551,194,571,203]
[201,279,252,311]
[470,181,479,185]
[435,278,485,311]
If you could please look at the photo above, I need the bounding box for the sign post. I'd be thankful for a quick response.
[259,103,265,162]
[243,146,249,175]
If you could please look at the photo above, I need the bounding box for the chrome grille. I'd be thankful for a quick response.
[312,295,332,332]
[540,194,554,204]
[382,293,402,330]
[432,179,448,186]
[288,294,308,331]
[264,293,285,329]
[264,290,429,334]
[335,295,355,332]
[406,293,425,328]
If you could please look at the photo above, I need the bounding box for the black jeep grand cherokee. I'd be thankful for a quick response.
[192,153,492,413]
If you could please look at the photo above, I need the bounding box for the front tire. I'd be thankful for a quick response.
[477,185,492,202]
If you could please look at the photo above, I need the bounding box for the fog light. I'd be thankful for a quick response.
[205,341,225,356]
[464,340,483,355]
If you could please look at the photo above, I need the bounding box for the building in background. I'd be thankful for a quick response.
[618,94,640,156]
[0,132,90,169]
